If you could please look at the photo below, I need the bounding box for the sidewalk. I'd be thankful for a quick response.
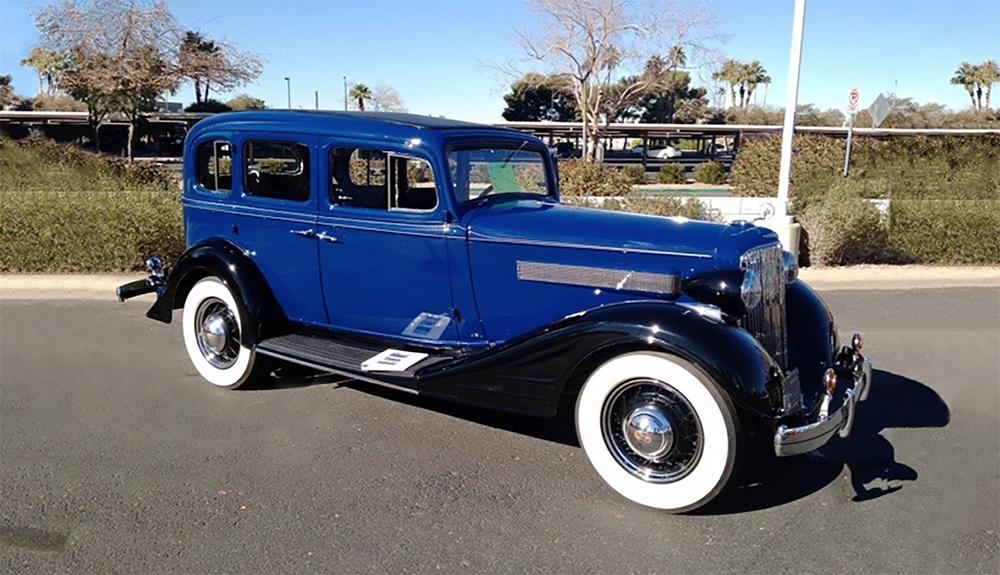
[2,266,998,300]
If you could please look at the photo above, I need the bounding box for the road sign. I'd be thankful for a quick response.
[847,88,862,113]
[868,93,893,128]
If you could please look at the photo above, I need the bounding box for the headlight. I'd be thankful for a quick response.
[740,269,762,308]
[783,251,799,283]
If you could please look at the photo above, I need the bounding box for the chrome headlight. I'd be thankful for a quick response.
[740,269,762,309]
[783,251,799,284]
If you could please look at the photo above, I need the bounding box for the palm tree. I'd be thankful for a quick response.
[666,45,686,73]
[976,60,1000,110]
[349,83,372,111]
[951,62,979,110]
[712,59,743,109]
[20,48,69,96]
[742,61,771,107]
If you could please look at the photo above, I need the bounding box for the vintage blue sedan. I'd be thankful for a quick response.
[118,111,871,512]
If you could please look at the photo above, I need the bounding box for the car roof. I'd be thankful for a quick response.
[191,110,527,140]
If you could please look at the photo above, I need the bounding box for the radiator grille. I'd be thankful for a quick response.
[740,243,788,368]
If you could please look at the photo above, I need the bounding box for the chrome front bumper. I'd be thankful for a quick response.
[774,351,872,457]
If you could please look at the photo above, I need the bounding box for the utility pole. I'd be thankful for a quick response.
[284,77,291,109]
[343,76,348,111]
[768,0,806,256]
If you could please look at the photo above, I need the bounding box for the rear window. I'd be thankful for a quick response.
[244,141,311,202]
[195,140,232,192]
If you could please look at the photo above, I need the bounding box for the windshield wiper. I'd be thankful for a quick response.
[499,140,528,168]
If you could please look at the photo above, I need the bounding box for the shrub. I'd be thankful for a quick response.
[799,183,893,266]
[621,164,647,184]
[889,199,1000,264]
[0,138,183,272]
[184,99,232,113]
[558,160,632,197]
[227,94,267,111]
[657,164,686,184]
[31,94,87,112]
[693,161,727,184]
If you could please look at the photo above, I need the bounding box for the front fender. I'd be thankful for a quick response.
[417,301,784,419]
[145,238,285,346]
[786,280,837,412]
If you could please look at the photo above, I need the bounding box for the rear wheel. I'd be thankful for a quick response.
[182,277,268,389]
[575,351,739,512]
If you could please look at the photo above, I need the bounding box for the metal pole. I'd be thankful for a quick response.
[776,0,807,218]
[284,77,291,109]
[343,76,348,111]
[842,112,855,176]
[315,90,319,110]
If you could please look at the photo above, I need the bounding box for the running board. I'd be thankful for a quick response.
[254,332,454,393]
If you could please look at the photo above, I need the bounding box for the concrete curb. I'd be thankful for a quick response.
[2,266,999,300]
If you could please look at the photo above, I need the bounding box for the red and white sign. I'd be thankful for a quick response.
[847,88,862,113]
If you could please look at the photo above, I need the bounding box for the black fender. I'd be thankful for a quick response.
[145,238,286,346]
[785,280,837,413]
[416,301,784,420]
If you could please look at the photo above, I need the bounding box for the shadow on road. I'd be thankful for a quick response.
[704,369,950,514]
[260,366,948,513]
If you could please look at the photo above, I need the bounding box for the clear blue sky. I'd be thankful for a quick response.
[2,0,998,121]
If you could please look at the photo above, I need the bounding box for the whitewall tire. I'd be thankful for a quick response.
[575,351,738,512]
[182,277,263,389]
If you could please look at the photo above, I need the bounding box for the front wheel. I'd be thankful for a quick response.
[575,351,739,512]
[182,277,268,389]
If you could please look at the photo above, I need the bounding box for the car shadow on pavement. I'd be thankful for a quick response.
[701,369,950,515]
[263,364,581,446]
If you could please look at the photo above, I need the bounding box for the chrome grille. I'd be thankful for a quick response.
[740,243,788,368]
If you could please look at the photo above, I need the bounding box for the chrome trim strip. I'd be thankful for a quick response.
[469,231,713,259]
[253,348,419,394]
[517,261,679,294]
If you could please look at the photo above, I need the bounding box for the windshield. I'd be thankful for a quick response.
[448,146,552,204]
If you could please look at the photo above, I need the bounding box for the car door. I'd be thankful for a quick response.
[316,141,459,344]
[228,133,327,325]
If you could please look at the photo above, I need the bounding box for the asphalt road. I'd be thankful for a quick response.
[2,288,998,574]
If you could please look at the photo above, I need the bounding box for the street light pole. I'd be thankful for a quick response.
[343,76,348,111]
[284,77,291,109]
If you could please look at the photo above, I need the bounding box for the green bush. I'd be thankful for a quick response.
[0,138,183,272]
[799,183,893,266]
[889,199,1000,264]
[565,195,718,222]
[558,160,632,197]
[620,164,647,184]
[732,134,1000,201]
[657,164,686,184]
[693,161,727,184]
[184,99,232,113]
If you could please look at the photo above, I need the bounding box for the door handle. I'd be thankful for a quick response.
[315,231,341,243]
[290,229,316,239]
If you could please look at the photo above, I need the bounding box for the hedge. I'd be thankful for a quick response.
[733,134,1000,264]
[1,138,184,272]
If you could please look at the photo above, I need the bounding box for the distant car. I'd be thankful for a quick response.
[118,110,871,513]
[629,145,682,159]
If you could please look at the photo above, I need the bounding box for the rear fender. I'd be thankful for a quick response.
[146,238,285,346]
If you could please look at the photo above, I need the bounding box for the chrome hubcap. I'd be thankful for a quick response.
[622,405,674,459]
[194,298,240,369]
[601,379,703,484]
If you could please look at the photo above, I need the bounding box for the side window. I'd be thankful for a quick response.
[244,141,310,202]
[330,147,437,211]
[195,140,232,192]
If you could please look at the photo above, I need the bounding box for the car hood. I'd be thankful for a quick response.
[463,198,779,268]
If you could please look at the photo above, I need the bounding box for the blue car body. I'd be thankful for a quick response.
[129,110,857,434]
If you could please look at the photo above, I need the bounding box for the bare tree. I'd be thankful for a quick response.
[368,84,408,112]
[179,31,263,103]
[34,0,183,158]
[511,0,720,160]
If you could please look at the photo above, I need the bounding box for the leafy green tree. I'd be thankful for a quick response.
[349,83,372,111]
[501,73,577,121]
[20,48,71,95]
